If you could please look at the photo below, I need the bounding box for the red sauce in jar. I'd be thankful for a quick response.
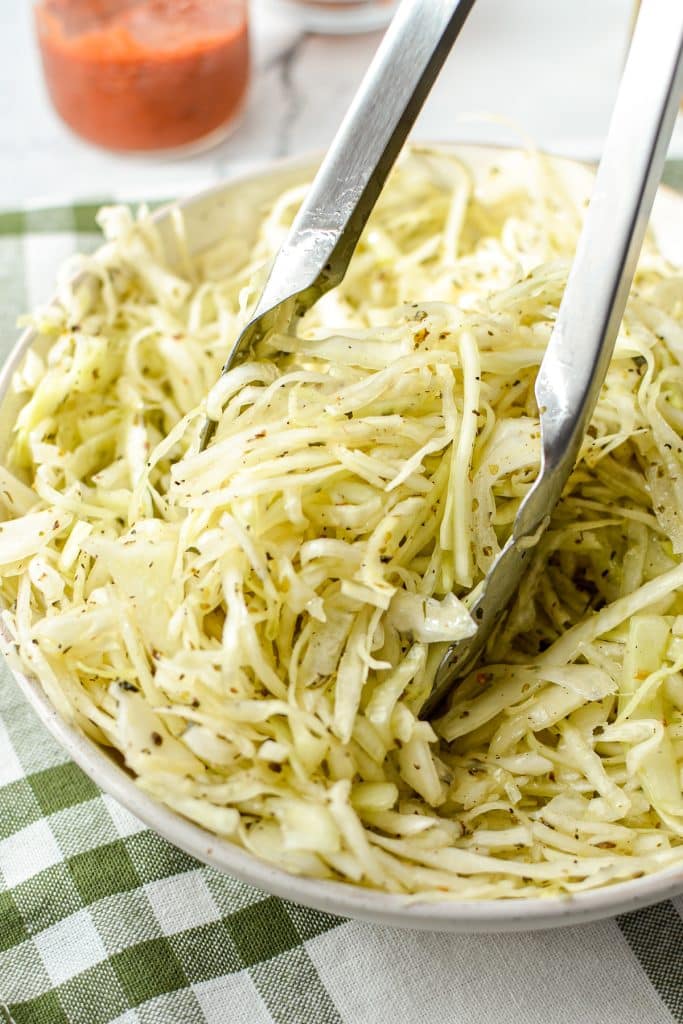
[35,0,250,152]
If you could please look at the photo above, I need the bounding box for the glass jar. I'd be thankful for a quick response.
[274,0,398,34]
[34,1,250,154]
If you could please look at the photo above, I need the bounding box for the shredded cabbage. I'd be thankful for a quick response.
[3,146,683,899]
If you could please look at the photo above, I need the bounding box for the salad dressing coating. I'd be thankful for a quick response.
[2,150,683,898]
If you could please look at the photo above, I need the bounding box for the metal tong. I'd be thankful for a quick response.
[200,0,683,716]
[199,0,477,454]
[425,1,683,713]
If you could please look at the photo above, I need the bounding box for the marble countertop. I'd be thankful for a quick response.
[1,0,681,208]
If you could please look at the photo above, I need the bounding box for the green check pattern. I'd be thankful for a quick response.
[0,669,342,1024]
[2,176,683,1024]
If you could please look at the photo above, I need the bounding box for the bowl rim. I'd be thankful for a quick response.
[3,142,683,933]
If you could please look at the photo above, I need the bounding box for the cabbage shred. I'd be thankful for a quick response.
[2,148,683,898]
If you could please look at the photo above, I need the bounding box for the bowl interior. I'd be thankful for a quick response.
[2,143,683,932]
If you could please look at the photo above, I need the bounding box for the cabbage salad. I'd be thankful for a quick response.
[2,147,683,899]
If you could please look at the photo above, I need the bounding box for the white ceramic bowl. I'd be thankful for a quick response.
[2,144,683,932]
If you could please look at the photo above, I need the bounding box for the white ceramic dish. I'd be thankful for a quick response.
[2,144,683,932]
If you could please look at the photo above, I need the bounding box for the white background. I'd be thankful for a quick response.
[0,0,680,205]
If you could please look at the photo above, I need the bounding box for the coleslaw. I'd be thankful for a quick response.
[2,147,683,899]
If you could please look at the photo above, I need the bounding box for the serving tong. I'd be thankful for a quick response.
[200,0,683,716]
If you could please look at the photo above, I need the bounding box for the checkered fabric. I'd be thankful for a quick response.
[1,169,683,1024]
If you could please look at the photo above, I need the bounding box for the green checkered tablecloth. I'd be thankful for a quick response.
[2,170,683,1024]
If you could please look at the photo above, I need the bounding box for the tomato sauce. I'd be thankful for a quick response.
[35,1,250,152]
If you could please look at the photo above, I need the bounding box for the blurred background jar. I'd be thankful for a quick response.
[274,0,398,34]
[34,0,250,153]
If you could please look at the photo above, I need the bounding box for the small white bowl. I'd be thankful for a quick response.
[3,145,683,932]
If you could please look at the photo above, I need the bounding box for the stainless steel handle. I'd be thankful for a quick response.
[424,0,683,716]
[532,0,683,521]
[226,0,477,366]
